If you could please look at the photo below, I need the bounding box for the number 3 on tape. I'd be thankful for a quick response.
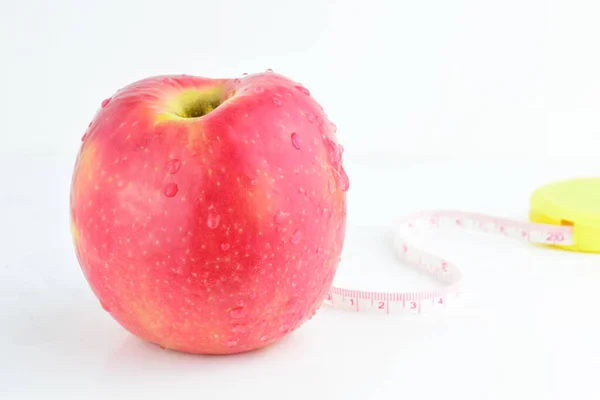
[322,177,600,316]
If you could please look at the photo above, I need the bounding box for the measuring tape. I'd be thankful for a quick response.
[322,177,600,315]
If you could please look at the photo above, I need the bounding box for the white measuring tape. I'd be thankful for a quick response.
[322,210,574,315]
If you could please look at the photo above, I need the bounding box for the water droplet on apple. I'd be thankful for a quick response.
[274,211,290,224]
[326,139,342,165]
[260,335,271,342]
[290,132,301,149]
[328,175,336,194]
[233,78,241,84]
[273,97,282,107]
[163,182,178,197]
[294,85,310,96]
[231,324,247,333]
[250,179,258,186]
[287,297,299,311]
[266,68,274,73]
[331,123,338,133]
[100,301,110,312]
[278,324,291,334]
[221,243,230,251]
[207,212,221,229]
[254,86,264,94]
[226,340,238,348]
[81,132,88,142]
[229,306,246,319]
[316,247,324,256]
[338,166,350,192]
[88,121,93,128]
[291,229,302,245]
[306,113,315,123]
[101,98,111,108]
[166,159,181,174]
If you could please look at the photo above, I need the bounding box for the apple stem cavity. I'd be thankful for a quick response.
[169,87,227,119]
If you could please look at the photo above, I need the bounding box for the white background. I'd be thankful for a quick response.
[2,0,600,399]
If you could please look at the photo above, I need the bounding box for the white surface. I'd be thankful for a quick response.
[3,155,600,399]
[3,0,600,399]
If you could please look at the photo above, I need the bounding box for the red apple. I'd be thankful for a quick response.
[69,71,348,354]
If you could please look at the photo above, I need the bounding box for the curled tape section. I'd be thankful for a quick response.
[323,211,574,315]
